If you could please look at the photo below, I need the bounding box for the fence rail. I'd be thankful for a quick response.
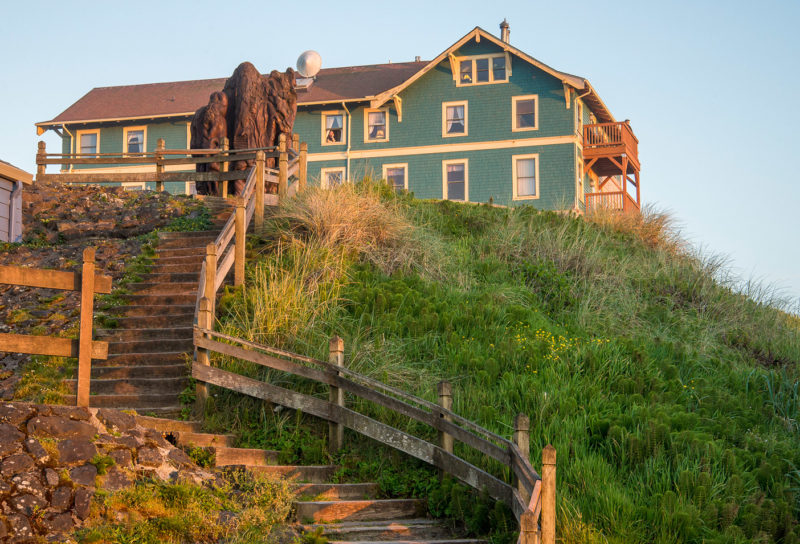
[0,248,111,406]
[586,190,639,213]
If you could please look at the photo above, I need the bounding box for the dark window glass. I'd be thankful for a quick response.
[476,58,489,82]
[127,130,144,154]
[446,105,465,134]
[516,99,536,129]
[492,56,506,80]
[446,163,465,200]
[386,167,405,191]
[325,115,343,143]
[460,60,472,83]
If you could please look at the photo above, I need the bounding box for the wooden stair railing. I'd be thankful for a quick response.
[191,327,556,544]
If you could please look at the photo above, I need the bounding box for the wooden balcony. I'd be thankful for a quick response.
[585,190,639,213]
[583,121,639,176]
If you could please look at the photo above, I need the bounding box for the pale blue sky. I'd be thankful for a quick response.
[1,0,798,307]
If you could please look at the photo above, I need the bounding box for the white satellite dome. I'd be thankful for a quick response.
[296,50,322,78]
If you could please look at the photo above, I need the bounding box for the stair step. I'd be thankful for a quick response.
[138,272,200,283]
[158,230,219,240]
[214,447,279,467]
[111,305,195,317]
[158,238,217,250]
[294,483,379,501]
[174,431,235,448]
[135,415,203,434]
[246,465,337,483]
[97,327,194,341]
[90,364,187,380]
[302,519,452,541]
[155,248,206,258]
[296,499,425,523]
[328,540,486,544]
[108,339,193,354]
[151,255,205,266]
[61,393,181,411]
[66,376,188,396]
[148,263,204,274]
[112,314,195,328]
[121,294,197,305]
[126,282,198,295]
[98,352,187,367]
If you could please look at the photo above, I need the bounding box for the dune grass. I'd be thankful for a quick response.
[210,181,800,544]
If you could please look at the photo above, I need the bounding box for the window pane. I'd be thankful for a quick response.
[368,111,386,140]
[446,163,465,183]
[127,130,143,153]
[448,181,465,201]
[516,99,536,128]
[492,56,506,81]
[326,115,342,129]
[517,159,536,196]
[326,171,343,187]
[460,60,472,83]
[476,58,489,82]
[386,167,405,191]
[325,115,343,143]
[446,105,465,134]
[80,133,97,154]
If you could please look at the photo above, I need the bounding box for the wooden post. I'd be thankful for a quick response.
[520,510,540,544]
[298,142,308,193]
[513,413,531,500]
[255,151,265,230]
[292,133,300,153]
[36,141,46,177]
[155,138,165,192]
[76,247,96,407]
[234,198,246,286]
[328,335,345,453]
[205,243,217,317]
[635,170,641,207]
[541,445,557,544]
[437,381,453,455]
[278,134,288,201]
[621,155,628,212]
[221,138,230,199]
[194,296,212,417]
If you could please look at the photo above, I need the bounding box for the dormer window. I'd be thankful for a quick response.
[455,53,510,87]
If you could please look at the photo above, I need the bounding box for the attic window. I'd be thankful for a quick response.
[455,53,510,87]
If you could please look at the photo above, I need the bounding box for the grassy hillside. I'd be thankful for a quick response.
[208,182,800,544]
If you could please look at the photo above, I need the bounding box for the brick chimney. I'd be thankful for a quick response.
[500,19,510,43]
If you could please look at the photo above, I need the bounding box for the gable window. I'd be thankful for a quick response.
[320,167,346,188]
[512,95,538,132]
[455,53,510,87]
[442,101,468,137]
[364,109,389,142]
[322,112,345,145]
[442,159,468,202]
[512,154,539,200]
[382,163,408,192]
[123,126,146,155]
[77,130,100,156]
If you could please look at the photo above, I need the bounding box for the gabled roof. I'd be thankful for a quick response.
[0,159,33,184]
[36,62,427,128]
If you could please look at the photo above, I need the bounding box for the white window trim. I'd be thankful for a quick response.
[76,129,100,156]
[123,126,147,156]
[319,166,347,189]
[363,108,390,143]
[442,159,469,202]
[454,52,511,87]
[382,163,408,191]
[512,95,539,132]
[576,159,585,204]
[321,111,346,147]
[575,100,584,135]
[512,153,540,201]
[441,100,468,138]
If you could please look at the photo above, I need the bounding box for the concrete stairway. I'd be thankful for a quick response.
[136,416,485,544]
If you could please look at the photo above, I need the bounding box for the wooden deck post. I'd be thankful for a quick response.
[513,413,531,501]
[221,138,230,199]
[255,151,265,230]
[155,138,165,192]
[541,445,557,544]
[328,335,345,453]
[278,134,288,202]
[36,141,46,177]
[194,296,212,417]
[520,509,540,544]
[292,133,300,153]
[234,198,246,286]
[635,170,641,207]
[76,247,96,407]
[437,381,453,455]
[298,142,308,193]
[205,243,217,317]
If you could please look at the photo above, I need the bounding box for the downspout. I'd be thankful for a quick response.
[342,102,351,181]
[62,124,75,172]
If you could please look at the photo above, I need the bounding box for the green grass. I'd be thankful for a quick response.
[209,182,800,544]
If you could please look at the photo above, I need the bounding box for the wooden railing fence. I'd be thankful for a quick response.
[0,247,111,406]
[585,190,639,213]
[582,120,639,159]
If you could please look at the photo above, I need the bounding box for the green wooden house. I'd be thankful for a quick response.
[36,22,641,212]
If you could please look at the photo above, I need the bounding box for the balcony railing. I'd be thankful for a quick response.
[583,121,639,161]
[585,190,639,213]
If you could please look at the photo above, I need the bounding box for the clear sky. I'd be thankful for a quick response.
[2,0,798,308]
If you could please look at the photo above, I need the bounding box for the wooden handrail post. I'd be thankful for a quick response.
[36,141,46,177]
[520,510,540,544]
[205,243,217,317]
[255,151,265,230]
[155,138,165,192]
[513,413,531,501]
[298,142,308,193]
[328,335,345,453]
[194,296,212,417]
[76,247,96,407]
[437,381,453,455]
[234,198,246,286]
[221,138,230,199]
[292,133,300,153]
[541,445,557,544]
[278,133,288,202]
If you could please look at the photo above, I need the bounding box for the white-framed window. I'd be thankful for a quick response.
[442,101,468,138]
[123,126,147,155]
[455,53,510,86]
[512,95,538,132]
[382,163,408,192]
[321,111,346,145]
[364,108,389,142]
[575,100,584,135]
[77,129,100,156]
[512,154,540,200]
[576,159,585,203]
[320,167,346,188]
[442,159,468,202]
